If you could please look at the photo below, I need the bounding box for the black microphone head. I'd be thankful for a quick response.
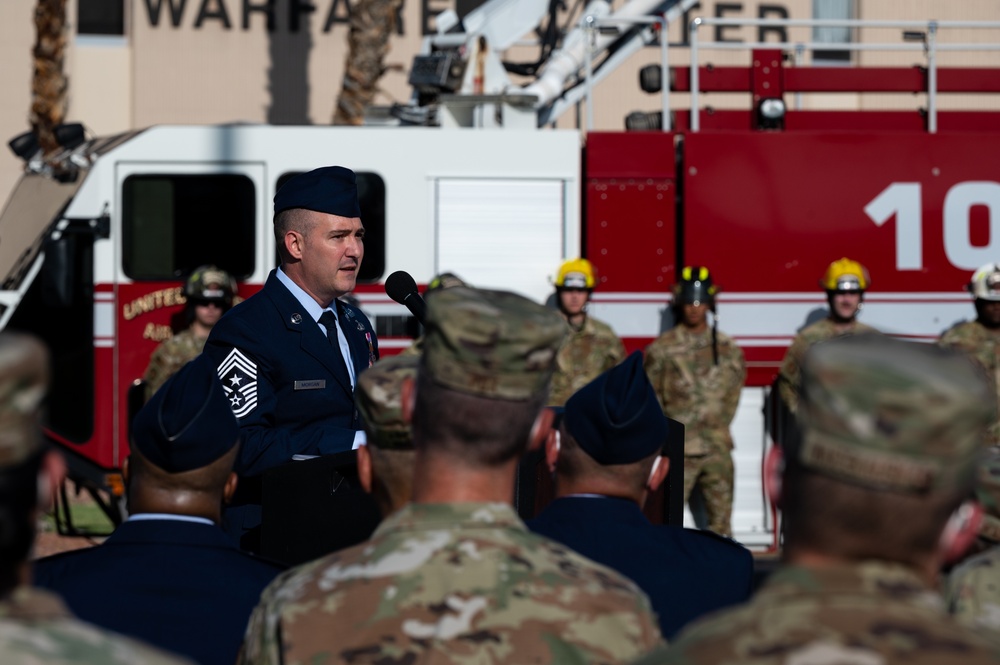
[385,271,419,304]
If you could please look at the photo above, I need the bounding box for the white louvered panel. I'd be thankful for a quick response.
[436,179,567,304]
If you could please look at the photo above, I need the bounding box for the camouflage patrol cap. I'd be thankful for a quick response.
[422,286,567,401]
[426,272,467,294]
[798,335,993,494]
[0,334,49,469]
[356,354,418,450]
[975,452,1000,542]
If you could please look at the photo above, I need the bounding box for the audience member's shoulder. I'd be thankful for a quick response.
[523,529,652,596]
[239,550,289,575]
[1,589,192,664]
[32,546,99,585]
[670,526,754,564]
[255,538,372,601]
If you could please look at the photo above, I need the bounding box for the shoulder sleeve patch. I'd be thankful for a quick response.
[217,348,258,419]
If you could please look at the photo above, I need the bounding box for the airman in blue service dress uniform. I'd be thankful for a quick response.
[34,354,286,665]
[204,166,379,548]
[529,352,754,640]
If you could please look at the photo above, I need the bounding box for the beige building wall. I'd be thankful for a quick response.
[1,0,40,208]
[1,0,999,209]
[130,0,427,125]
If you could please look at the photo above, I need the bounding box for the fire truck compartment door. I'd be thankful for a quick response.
[435,178,569,304]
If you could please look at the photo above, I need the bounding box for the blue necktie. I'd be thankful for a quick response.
[319,310,350,383]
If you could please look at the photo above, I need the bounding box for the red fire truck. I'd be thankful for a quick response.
[3,12,998,548]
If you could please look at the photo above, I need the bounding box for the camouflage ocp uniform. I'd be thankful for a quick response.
[636,562,1000,665]
[777,318,879,414]
[946,452,1000,636]
[142,329,206,399]
[549,315,626,406]
[643,326,745,535]
[948,548,1000,638]
[636,335,1000,665]
[938,321,1000,446]
[0,587,190,665]
[239,502,662,665]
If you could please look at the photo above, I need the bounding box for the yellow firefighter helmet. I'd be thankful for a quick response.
[555,258,597,290]
[820,258,870,292]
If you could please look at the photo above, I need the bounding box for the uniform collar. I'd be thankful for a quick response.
[374,502,525,537]
[127,513,215,526]
[276,266,329,323]
[760,560,939,607]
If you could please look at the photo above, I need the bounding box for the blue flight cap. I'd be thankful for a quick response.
[564,351,668,465]
[273,166,361,218]
[132,354,240,472]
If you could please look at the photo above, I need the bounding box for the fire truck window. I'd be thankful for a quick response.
[77,0,125,36]
[122,174,256,280]
[812,0,853,63]
[275,171,386,283]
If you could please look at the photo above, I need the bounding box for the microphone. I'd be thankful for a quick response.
[385,271,427,324]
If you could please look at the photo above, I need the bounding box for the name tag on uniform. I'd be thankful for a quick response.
[294,380,326,390]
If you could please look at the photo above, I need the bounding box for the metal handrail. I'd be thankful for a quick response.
[583,14,670,131]
[688,18,1000,133]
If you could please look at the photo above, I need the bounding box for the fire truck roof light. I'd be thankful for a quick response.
[759,98,786,121]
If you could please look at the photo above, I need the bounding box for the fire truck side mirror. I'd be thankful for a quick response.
[40,235,75,308]
[127,379,148,443]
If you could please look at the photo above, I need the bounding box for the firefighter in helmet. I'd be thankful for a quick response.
[938,262,1000,446]
[777,257,879,415]
[548,258,625,406]
[143,265,237,399]
[643,266,746,536]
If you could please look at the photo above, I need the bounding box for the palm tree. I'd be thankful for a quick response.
[333,0,403,125]
[30,0,68,156]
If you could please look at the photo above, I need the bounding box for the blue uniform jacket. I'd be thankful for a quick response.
[204,269,379,478]
[32,519,287,665]
[528,495,754,639]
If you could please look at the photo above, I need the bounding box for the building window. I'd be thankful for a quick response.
[78,0,124,36]
[813,0,853,63]
[275,172,387,283]
[123,174,256,280]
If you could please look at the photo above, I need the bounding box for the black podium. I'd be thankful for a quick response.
[259,416,685,567]
[260,450,381,566]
